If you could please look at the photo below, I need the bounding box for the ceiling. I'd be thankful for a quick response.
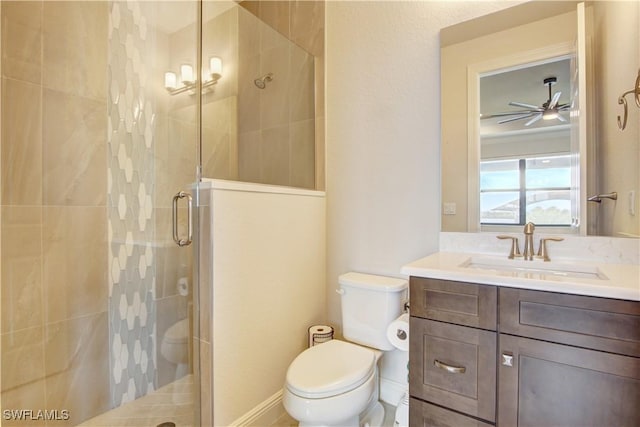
[480,57,572,135]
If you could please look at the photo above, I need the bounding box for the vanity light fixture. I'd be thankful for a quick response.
[164,56,223,96]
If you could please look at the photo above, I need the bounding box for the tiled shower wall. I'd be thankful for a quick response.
[107,0,197,405]
[237,1,323,189]
[1,1,110,425]
[1,1,196,424]
[107,0,158,406]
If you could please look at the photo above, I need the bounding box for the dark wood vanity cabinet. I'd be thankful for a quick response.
[409,277,640,427]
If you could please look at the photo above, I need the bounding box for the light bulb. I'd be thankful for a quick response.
[164,71,177,90]
[542,109,558,121]
[180,64,194,84]
[209,56,222,79]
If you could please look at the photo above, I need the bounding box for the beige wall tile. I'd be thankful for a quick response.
[155,117,197,208]
[43,206,107,324]
[258,1,290,41]
[1,0,42,84]
[291,0,325,57]
[290,119,315,189]
[261,125,290,186]
[42,1,107,100]
[315,116,325,191]
[1,78,42,205]
[42,89,107,207]
[1,206,43,333]
[0,379,48,427]
[290,47,315,122]
[1,326,46,391]
[44,312,110,426]
[237,52,260,133]
[260,44,291,130]
[238,130,261,183]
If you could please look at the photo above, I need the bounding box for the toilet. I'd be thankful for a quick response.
[160,317,190,380]
[283,272,408,427]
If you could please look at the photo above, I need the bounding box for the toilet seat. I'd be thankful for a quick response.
[286,340,376,399]
[164,318,189,345]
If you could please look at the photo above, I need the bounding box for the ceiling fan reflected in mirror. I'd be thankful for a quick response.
[482,76,571,127]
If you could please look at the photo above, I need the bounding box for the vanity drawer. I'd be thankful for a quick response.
[500,288,640,357]
[409,317,496,422]
[409,398,494,427]
[410,277,497,330]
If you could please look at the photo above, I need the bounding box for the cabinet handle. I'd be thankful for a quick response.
[434,359,466,374]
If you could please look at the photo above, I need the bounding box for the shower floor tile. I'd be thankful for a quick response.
[77,375,194,427]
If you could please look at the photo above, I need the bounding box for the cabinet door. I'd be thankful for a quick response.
[410,317,496,422]
[410,398,494,427]
[498,334,640,427]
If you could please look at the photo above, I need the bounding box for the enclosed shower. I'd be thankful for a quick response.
[0,0,323,426]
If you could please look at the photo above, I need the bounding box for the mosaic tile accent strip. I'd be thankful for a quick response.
[107,0,157,407]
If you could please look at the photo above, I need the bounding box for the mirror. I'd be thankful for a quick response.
[441,0,640,237]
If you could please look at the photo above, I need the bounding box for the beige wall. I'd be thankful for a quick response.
[440,10,577,232]
[197,182,326,426]
[593,0,640,237]
[0,1,110,424]
[325,0,528,387]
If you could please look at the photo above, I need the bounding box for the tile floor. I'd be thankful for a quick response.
[77,375,194,427]
[269,401,398,427]
[79,374,398,427]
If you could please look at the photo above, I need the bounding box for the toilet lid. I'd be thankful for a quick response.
[164,318,189,344]
[286,340,376,399]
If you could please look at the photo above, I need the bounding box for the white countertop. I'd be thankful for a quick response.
[401,252,640,301]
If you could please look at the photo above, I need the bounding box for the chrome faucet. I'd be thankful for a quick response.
[523,222,536,260]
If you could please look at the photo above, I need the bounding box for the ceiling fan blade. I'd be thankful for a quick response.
[497,113,534,124]
[558,103,571,110]
[524,114,543,126]
[549,91,562,109]
[481,110,535,119]
[556,114,568,123]
[509,101,542,110]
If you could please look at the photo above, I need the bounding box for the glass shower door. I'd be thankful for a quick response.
[0,1,201,425]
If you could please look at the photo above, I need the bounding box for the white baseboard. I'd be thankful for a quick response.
[380,378,408,407]
[230,389,285,427]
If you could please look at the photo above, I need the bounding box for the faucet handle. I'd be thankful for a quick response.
[536,237,564,262]
[497,235,522,259]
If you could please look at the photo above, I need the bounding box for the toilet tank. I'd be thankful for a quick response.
[338,272,408,351]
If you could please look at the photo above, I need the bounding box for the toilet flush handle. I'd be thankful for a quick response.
[336,289,345,296]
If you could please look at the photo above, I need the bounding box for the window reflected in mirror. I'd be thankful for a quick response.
[480,156,573,226]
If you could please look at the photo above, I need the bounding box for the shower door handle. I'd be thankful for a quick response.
[172,191,193,247]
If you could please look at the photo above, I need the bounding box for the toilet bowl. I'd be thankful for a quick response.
[283,340,382,427]
[282,272,408,427]
[160,318,189,380]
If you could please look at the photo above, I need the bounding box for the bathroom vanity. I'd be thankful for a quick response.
[403,253,640,427]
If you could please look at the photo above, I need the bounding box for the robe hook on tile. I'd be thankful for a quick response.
[617,69,640,130]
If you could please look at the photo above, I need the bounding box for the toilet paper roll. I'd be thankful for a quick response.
[386,313,410,351]
[308,325,334,347]
[177,277,189,296]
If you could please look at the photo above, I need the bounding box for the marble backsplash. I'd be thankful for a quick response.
[441,232,640,265]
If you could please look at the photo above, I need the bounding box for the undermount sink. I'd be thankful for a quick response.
[459,256,608,280]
